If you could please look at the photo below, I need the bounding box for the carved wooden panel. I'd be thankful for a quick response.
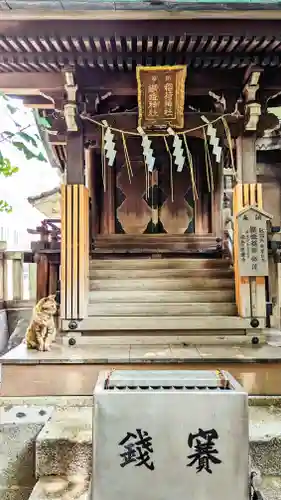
[116,161,158,234]
[115,138,212,235]
[159,167,194,234]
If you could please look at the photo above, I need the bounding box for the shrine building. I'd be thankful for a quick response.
[1,4,281,343]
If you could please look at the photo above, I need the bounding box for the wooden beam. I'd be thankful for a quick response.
[22,96,56,109]
[0,68,280,108]
[49,112,243,138]
[3,11,281,22]
[0,49,280,69]
[0,72,64,95]
[78,67,244,93]
[1,19,281,39]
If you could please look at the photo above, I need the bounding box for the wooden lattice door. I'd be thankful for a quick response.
[114,138,212,235]
[115,161,196,234]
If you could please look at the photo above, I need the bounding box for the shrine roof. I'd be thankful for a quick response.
[1,0,281,12]
[1,17,281,72]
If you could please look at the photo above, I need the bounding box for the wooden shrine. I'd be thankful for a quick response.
[1,14,281,339]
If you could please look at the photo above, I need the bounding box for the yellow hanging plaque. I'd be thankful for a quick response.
[136,65,187,130]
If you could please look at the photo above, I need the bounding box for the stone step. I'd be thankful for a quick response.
[88,289,235,303]
[89,268,234,279]
[93,235,221,253]
[259,475,281,500]
[249,405,281,476]
[90,258,230,270]
[87,302,237,316]
[0,405,54,500]
[28,476,90,500]
[89,278,235,291]
[62,333,265,346]
[72,315,249,331]
[36,408,92,478]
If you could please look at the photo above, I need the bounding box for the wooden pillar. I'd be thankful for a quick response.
[12,252,24,301]
[61,183,89,323]
[239,136,257,184]
[101,162,115,234]
[87,147,98,245]
[61,132,89,322]
[28,263,37,301]
[66,131,85,185]
[36,254,49,301]
[212,159,223,236]
[60,70,90,329]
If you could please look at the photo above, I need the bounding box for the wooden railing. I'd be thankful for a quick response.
[0,243,36,307]
[27,218,61,252]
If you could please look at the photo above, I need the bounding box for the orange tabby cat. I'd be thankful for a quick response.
[25,294,57,351]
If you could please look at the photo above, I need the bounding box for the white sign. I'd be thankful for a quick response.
[236,206,272,277]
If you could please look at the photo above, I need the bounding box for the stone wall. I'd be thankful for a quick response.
[0,305,33,355]
[0,309,9,354]
[0,404,54,500]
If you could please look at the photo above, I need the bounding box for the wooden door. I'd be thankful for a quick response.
[114,139,212,235]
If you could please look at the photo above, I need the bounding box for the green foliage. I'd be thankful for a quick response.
[0,92,50,212]
[37,116,52,129]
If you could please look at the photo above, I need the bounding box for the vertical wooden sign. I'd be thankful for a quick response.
[236,206,272,277]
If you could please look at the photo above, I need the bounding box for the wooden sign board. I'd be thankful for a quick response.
[136,65,186,130]
[236,206,272,277]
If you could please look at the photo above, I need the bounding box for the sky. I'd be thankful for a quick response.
[0,98,59,236]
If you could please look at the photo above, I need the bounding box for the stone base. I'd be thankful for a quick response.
[2,342,281,396]
[36,408,92,477]
[0,406,53,500]
[28,476,90,500]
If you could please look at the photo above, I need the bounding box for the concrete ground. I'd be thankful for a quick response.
[3,339,281,364]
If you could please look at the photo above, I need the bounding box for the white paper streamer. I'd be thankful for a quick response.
[138,126,156,172]
[201,116,222,164]
[168,127,185,172]
[102,120,117,167]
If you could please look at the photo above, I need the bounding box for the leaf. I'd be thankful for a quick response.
[37,152,47,163]
[0,150,3,163]
[0,91,8,101]
[38,116,52,129]
[0,200,12,213]
[18,131,37,147]
[0,157,19,177]
[12,141,37,161]
[6,103,17,115]
[2,131,15,139]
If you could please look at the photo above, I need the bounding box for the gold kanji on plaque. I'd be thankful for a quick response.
[136,65,187,130]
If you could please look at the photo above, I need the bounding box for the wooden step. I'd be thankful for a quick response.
[90,258,231,270]
[89,278,235,291]
[87,302,237,316]
[89,268,233,279]
[63,315,251,331]
[62,333,266,346]
[88,290,235,303]
[93,235,221,253]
